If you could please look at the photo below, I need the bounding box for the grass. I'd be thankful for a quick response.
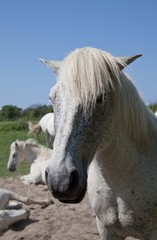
[0,121,46,177]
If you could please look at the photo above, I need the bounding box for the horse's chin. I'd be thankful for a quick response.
[59,185,87,204]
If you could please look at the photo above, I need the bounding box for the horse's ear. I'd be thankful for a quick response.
[15,142,18,147]
[39,58,62,74]
[117,54,142,70]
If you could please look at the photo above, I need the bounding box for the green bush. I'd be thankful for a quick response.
[0,105,22,121]
[148,103,157,113]
[0,120,28,131]
[0,104,53,122]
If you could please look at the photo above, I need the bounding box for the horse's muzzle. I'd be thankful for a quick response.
[8,165,16,172]
[45,167,87,204]
[58,185,87,204]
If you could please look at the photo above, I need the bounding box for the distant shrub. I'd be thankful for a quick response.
[0,105,22,121]
[0,120,28,131]
[22,104,53,120]
[148,103,157,113]
[0,104,53,122]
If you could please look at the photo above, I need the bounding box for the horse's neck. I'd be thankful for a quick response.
[24,145,40,165]
[94,130,139,187]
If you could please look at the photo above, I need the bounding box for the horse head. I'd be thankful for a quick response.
[7,140,25,172]
[41,47,142,203]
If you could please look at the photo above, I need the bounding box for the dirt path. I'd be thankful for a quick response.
[0,177,137,240]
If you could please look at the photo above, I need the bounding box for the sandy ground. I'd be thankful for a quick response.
[0,177,138,240]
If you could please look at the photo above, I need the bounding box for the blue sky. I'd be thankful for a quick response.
[0,0,157,109]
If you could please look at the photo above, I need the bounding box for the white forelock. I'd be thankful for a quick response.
[58,47,157,148]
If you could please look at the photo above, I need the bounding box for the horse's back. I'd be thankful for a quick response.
[40,113,54,135]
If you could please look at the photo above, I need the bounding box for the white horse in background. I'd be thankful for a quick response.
[41,47,157,240]
[0,188,53,232]
[7,138,53,185]
[154,111,157,117]
[28,112,55,149]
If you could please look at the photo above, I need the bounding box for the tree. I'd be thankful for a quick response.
[0,105,22,120]
[0,104,53,121]
[22,104,53,120]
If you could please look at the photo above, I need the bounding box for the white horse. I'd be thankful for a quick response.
[155,111,157,117]
[7,138,53,185]
[0,188,53,232]
[40,47,157,240]
[28,112,55,149]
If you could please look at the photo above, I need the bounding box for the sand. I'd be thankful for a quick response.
[0,177,137,240]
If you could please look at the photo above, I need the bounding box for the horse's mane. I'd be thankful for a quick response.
[11,138,39,148]
[25,138,39,145]
[59,47,157,148]
[12,138,52,153]
[11,139,40,149]
[59,47,124,109]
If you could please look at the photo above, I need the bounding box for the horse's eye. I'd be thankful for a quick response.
[49,85,58,104]
[49,95,55,104]
[12,153,16,158]
[96,95,103,103]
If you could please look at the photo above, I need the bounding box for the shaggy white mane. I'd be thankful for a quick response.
[25,138,39,145]
[11,139,40,149]
[59,47,157,148]
[59,47,124,108]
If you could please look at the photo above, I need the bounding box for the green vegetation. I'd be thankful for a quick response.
[148,102,157,113]
[0,104,53,121]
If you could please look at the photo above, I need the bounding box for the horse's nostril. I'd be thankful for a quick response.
[8,165,16,172]
[69,169,79,192]
[45,168,49,185]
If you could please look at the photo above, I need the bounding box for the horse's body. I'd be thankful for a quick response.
[28,112,55,148]
[40,47,157,240]
[0,188,53,232]
[7,138,53,185]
